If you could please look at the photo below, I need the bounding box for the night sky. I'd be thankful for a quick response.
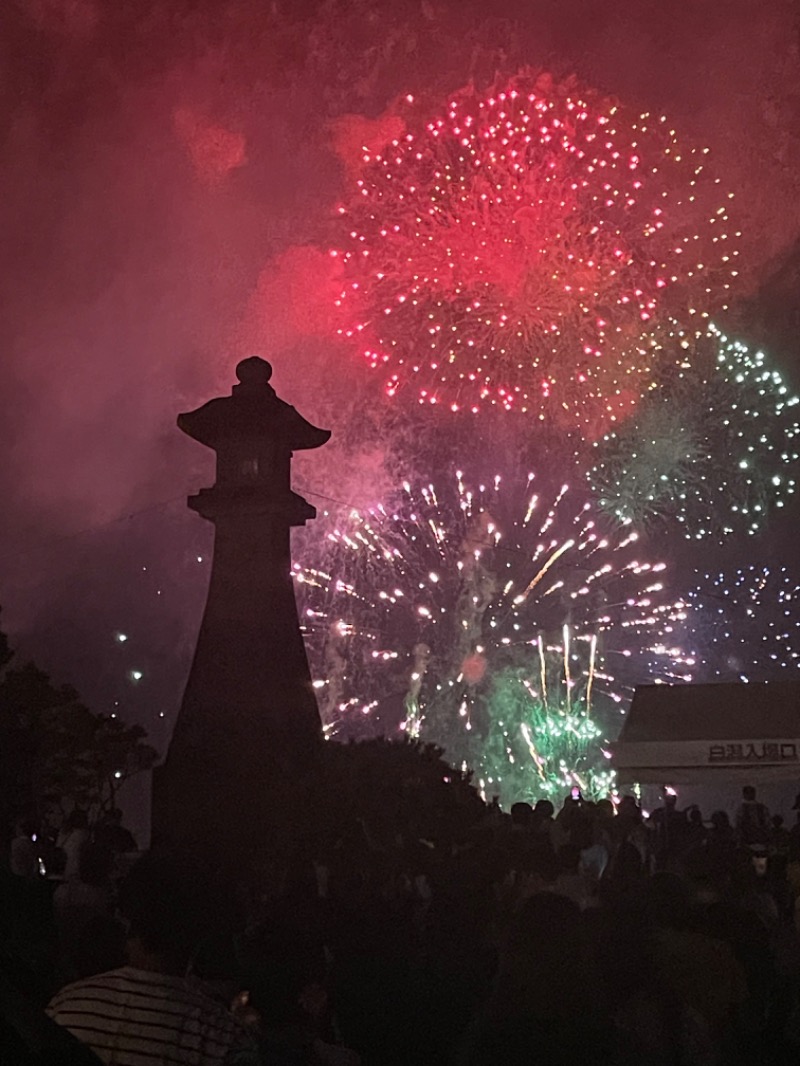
[1,0,799,757]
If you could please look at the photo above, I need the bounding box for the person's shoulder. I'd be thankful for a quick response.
[11,835,35,851]
[113,968,230,1009]
[50,969,241,1032]
[50,967,205,1004]
[158,975,244,1035]
[47,967,129,1011]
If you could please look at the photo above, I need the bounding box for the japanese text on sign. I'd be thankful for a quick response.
[708,742,798,764]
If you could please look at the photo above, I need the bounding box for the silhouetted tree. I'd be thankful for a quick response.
[313,737,485,851]
[0,608,156,834]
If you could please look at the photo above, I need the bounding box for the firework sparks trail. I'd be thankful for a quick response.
[334,71,740,431]
[683,565,800,683]
[295,469,692,804]
[588,323,800,540]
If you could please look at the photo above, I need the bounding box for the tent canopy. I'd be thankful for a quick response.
[613,680,800,784]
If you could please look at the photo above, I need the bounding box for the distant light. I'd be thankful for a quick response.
[130,670,143,682]
[116,632,128,643]
[114,771,122,779]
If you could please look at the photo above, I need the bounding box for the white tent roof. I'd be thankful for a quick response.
[614,680,800,784]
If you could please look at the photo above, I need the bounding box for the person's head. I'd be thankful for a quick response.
[569,808,595,852]
[772,814,784,829]
[118,851,213,974]
[693,879,721,908]
[239,928,327,1032]
[618,795,641,821]
[710,810,730,830]
[463,1017,614,1066]
[612,839,644,881]
[663,789,677,809]
[69,914,127,978]
[643,872,693,930]
[79,841,114,886]
[688,806,703,826]
[510,802,533,828]
[504,891,582,961]
[596,799,614,820]
[742,786,756,802]
[557,844,582,876]
[64,809,88,831]
[533,799,554,820]
[750,848,768,877]
[13,817,37,839]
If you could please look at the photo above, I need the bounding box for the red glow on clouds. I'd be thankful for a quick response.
[173,108,247,187]
[329,110,407,178]
[240,246,345,353]
[22,0,97,36]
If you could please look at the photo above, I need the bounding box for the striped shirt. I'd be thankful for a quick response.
[47,966,250,1066]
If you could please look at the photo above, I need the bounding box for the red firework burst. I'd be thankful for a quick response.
[333,72,740,429]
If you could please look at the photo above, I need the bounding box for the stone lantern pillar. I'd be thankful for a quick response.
[152,357,330,851]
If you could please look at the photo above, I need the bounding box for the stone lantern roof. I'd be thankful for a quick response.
[177,357,331,453]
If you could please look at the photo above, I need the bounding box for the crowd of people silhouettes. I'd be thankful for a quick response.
[4,784,800,1065]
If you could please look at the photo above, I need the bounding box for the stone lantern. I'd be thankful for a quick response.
[152,357,330,851]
